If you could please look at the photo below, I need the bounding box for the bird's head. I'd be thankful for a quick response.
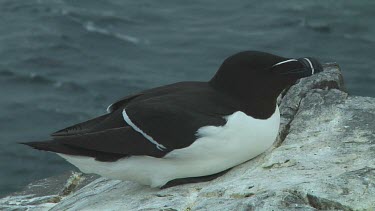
[210,51,323,101]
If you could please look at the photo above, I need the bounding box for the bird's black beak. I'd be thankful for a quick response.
[296,57,324,76]
[271,57,324,79]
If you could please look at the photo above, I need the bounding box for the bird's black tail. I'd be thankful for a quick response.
[20,140,126,162]
[21,140,75,154]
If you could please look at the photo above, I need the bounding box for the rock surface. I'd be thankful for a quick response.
[1,63,375,211]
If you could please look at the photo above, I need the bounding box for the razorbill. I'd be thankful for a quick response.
[23,51,323,188]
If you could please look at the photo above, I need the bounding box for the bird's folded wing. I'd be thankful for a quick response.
[55,126,167,157]
[106,93,142,113]
[52,93,142,137]
[28,101,227,161]
[124,99,228,150]
[51,113,110,137]
[25,126,168,161]
[41,82,238,160]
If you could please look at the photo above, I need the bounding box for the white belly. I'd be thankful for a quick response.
[58,106,280,187]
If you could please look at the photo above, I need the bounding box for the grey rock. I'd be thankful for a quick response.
[0,171,98,211]
[1,63,374,211]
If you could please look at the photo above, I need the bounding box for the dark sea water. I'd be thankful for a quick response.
[0,0,374,196]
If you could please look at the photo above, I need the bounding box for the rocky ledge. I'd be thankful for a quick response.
[1,63,374,211]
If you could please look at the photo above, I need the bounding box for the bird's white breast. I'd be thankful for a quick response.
[58,106,280,187]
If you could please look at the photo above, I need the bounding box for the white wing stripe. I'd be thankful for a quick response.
[122,109,167,151]
[272,59,298,67]
[303,58,315,75]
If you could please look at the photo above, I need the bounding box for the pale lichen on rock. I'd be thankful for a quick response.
[1,63,374,210]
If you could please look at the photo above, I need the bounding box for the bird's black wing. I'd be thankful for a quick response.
[51,82,204,137]
[122,82,239,150]
[52,93,142,137]
[24,126,167,161]
[24,82,240,161]
[106,93,142,113]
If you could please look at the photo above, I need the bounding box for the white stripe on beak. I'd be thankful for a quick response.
[303,58,315,75]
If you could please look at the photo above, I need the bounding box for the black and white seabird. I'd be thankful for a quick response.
[23,51,323,188]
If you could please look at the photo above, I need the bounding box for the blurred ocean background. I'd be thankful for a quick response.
[0,0,374,196]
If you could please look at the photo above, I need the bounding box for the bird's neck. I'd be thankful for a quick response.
[239,96,277,119]
[209,77,281,119]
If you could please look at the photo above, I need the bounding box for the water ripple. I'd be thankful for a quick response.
[61,9,140,25]
[0,69,15,77]
[53,81,88,92]
[9,72,54,85]
[83,21,140,44]
[302,19,332,33]
[1,69,87,93]
[59,8,144,44]
[23,57,65,68]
